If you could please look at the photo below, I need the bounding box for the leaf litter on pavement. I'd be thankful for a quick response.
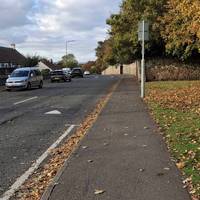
[145,80,200,200]
[94,189,105,195]
[13,81,120,200]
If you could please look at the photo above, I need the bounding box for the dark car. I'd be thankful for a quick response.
[71,68,83,78]
[50,70,71,82]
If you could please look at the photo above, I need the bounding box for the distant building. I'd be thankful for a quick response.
[0,45,26,68]
[0,45,26,85]
[37,59,60,71]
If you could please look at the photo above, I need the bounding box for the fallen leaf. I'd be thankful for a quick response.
[163,167,170,171]
[94,189,105,195]
[176,162,185,169]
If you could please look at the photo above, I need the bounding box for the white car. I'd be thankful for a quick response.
[6,67,43,90]
[62,68,71,74]
[84,71,90,75]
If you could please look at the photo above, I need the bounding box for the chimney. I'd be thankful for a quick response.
[10,43,16,49]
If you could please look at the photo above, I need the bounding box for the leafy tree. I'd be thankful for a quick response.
[95,39,116,72]
[159,0,200,60]
[61,54,79,68]
[82,61,96,72]
[106,0,167,63]
[23,55,40,67]
[95,0,167,68]
[96,0,200,66]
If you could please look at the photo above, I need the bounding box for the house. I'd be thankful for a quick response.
[0,45,26,68]
[0,45,26,85]
[37,59,60,71]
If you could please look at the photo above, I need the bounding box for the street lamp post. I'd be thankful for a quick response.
[66,40,76,69]
[66,40,76,57]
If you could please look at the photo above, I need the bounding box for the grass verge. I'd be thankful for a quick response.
[145,81,200,200]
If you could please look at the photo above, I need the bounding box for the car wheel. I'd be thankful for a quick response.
[27,82,31,90]
[39,81,43,88]
[51,80,54,83]
[6,88,11,92]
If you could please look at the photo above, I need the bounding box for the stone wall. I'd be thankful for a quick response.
[101,59,200,81]
[145,59,200,81]
[102,63,137,76]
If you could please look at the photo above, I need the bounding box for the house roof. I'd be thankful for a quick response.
[0,46,26,65]
[40,59,61,70]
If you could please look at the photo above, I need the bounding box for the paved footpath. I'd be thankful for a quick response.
[46,77,191,200]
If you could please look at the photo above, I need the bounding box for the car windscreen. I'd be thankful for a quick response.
[50,71,63,75]
[72,69,81,73]
[11,70,29,77]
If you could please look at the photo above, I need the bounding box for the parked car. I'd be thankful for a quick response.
[71,68,84,78]
[84,71,90,75]
[6,67,43,91]
[62,68,71,75]
[50,70,71,82]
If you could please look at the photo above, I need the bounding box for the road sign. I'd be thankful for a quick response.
[138,20,149,98]
[138,21,149,41]
[138,32,149,41]
[138,22,149,32]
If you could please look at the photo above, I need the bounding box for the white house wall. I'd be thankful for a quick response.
[37,61,52,71]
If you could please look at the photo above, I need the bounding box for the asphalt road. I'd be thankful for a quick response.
[0,75,119,196]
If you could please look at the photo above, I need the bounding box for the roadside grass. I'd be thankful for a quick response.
[147,80,200,90]
[145,81,200,199]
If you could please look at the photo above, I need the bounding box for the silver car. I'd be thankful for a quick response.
[6,67,43,91]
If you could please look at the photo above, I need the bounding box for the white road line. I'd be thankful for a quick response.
[0,125,75,200]
[14,96,38,105]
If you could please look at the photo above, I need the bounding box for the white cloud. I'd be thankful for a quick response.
[0,0,33,28]
[0,0,121,62]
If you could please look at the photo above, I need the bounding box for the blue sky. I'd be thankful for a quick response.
[0,0,121,62]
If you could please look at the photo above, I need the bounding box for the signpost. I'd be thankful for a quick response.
[138,20,149,98]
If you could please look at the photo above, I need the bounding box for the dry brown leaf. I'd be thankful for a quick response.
[94,189,105,195]
[176,162,185,169]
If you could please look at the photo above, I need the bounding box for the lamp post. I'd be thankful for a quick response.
[66,40,76,57]
[65,40,76,67]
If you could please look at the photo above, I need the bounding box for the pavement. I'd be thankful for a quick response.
[46,77,191,200]
[0,75,119,196]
